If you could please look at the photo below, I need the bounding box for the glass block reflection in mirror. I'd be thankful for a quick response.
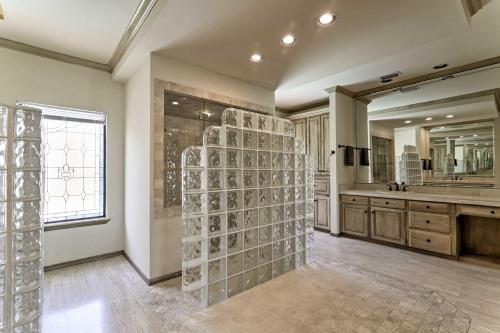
[182,108,314,307]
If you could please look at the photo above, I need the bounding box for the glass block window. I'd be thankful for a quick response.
[19,103,106,223]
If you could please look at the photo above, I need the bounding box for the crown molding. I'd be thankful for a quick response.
[369,88,500,117]
[108,0,159,71]
[0,0,159,73]
[354,55,500,98]
[325,85,354,97]
[0,37,110,72]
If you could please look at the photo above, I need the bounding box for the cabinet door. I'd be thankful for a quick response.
[342,204,369,237]
[370,208,406,245]
[308,116,321,172]
[321,114,330,172]
[294,119,307,144]
[314,195,330,230]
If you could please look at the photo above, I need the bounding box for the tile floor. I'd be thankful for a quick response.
[42,232,500,332]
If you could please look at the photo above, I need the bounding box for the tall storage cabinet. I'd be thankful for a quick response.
[0,105,42,332]
[288,108,331,231]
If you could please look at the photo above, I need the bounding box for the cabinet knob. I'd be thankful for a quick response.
[426,220,430,224]
[385,201,389,205]
[364,211,367,214]
[426,206,430,209]
[491,210,495,215]
[426,239,431,243]
[352,198,356,202]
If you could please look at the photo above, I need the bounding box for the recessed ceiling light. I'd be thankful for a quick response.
[249,53,263,63]
[446,114,454,118]
[433,63,448,70]
[440,126,445,129]
[475,144,478,146]
[473,134,478,137]
[460,135,464,138]
[281,34,296,46]
[318,12,337,26]
[425,117,433,121]
[404,120,412,124]
[172,101,179,105]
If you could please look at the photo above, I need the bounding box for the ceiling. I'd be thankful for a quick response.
[2,0,500,110]
[369,94,498,129]
[0,0,140,63]
[114,0,500,109]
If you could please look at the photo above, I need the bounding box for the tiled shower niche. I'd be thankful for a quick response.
[181,108,314,306]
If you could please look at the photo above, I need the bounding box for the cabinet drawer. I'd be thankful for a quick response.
[314,179,330,195]
[371,197,405,210]
[341,195,368,205]
[408,211,450,234]
[408,201,450,214]
[458,205,500,219]
[409,229,451,255]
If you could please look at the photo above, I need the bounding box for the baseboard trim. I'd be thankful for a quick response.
[330,232,341,237]
[44,250,124,272]
[122,251,181,286]
[148,270,182,285]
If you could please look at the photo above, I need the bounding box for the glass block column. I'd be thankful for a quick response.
[181,108,314,307]
[0,106,42,332]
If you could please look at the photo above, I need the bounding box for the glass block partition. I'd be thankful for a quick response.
[0,105,42,332]
[181,108,314,307]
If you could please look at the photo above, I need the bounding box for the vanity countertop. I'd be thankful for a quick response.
[339,190,500,208]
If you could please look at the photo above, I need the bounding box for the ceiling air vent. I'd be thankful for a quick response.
[380,71,401,83]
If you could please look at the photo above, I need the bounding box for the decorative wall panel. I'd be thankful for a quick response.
[181,108,314,307]
[0,106,42,332]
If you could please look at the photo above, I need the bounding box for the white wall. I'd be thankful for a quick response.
[124,56,152,277]
[0,47,125,266]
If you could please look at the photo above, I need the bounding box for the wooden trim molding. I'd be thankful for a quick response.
[354,55,500,98]
[122,251,182,286]
[44,251,123,272]
[0,37,110,72]
[325,85,355,97]
[108,0,159,71]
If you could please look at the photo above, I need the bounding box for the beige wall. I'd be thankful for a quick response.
[329,90,355,234]
[123,54,276,280]
[0,47,125,266]
[124,56,152,277]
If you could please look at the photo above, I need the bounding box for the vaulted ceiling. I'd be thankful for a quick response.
[1,0,500,110]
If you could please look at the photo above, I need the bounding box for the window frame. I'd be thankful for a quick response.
[18,102,108,227]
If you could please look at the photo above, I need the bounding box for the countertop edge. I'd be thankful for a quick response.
[338,190,500,208]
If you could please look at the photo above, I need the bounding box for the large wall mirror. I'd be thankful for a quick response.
[354,68,500,188]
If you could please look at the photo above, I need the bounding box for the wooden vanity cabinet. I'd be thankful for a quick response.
[290,109,331,232]
[407,201,455,256]
[315,195,330,230]
[370,207,406,245]
[342,204,369,237]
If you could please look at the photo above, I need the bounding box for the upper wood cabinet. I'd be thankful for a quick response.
[291,111,330,174]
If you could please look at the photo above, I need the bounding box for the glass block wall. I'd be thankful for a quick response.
[0,106,42,332]
[181,108,314,307]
